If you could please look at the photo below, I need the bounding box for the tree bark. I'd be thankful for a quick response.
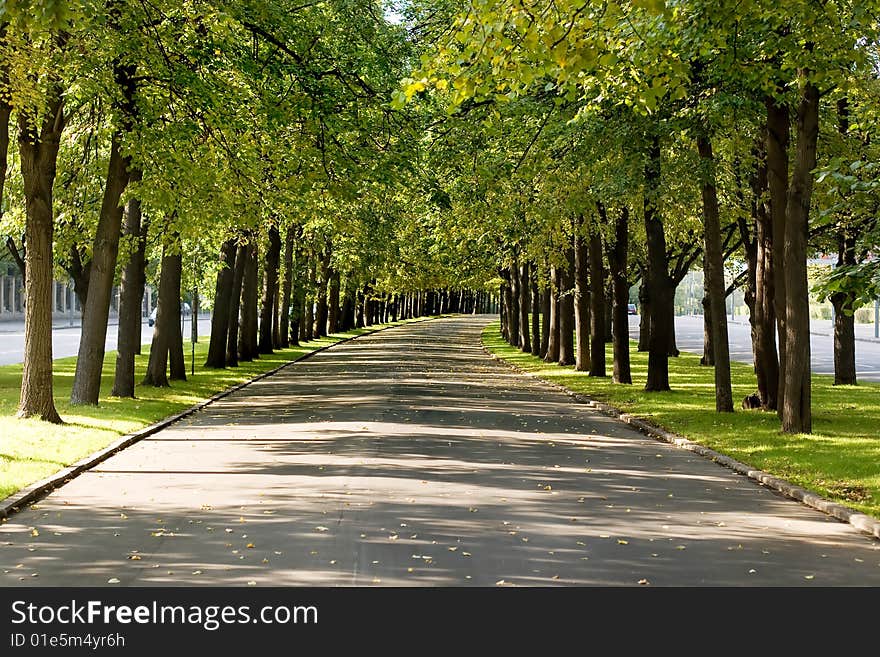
[204,238,237,367]
[637,279,650,352]
[831,234,857,386]
[225,241,246,367]
[289,244,305,346]
[544,268,560,363]
[70,58,136,405]
[238,237,259,361]
[518,262,531,352]
[781,77,818,434]
[328,268,340,333]
[697,133,734,412]
[643,135,672,391]
[167,249,186,382]
[540,285,551,358]
[314,246,330,337]
[509,257,520,347]
[831,98,857,387]
[530,264,541,357]
[259,225,281,354]
[558,249,575,366]
[111,169,147,396]
[303,253,315,341]
[143,240,181,387]
[700,281,714,366]
[279,226,294,349]
[751,136,779,408]
[16,79,65,423]
[588,227,606,376]
[574,219,591,372]
[766,98,790,416]
[608,207,632,384]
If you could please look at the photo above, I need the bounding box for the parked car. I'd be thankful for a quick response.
[148,302,191,327]
[627,303,637,315]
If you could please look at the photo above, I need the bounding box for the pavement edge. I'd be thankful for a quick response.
[482,341,880,542]
[0,317,438,521]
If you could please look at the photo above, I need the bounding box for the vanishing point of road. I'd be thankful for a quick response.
[1,316,878,586]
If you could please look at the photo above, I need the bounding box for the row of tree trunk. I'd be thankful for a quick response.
[499,214,633,385]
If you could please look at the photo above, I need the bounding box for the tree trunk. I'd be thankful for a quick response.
[644,135,672,391]
[574,219,591,372]
[518,262,531,352]
[204,238,237,367]
[16,89,65,423]
[111,169,147,396]
[558,249,575,366]
[314,247,330,337]
[540,285,551,359]
[258,225,281,354]
[167,249,186,382]
[604,285,613,343]
[143,240,181,387]
[832,98,857,387]
[70,57,136,405]
[832,286,856,385]
[289,245,305,346]
[697,133,734,412]
[608,207,632,384]
[303,254,316,340]
[751,136,779,408]
[544,267,560,363]
[781,77,818,434]
[225,241,246,367]
[238,237,259,361]
[509,258,520,347]
[530,264,541,357]
[500,274,512,342]
[637,279,650,352]
[588,228,606,377]
[0,24,10,225]
[279,226,295,349]
[700,284,714,366]
[766,98,790,416]
[328,269,340,333]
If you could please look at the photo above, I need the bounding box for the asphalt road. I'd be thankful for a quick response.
[1,316,878,586]
[0,317,212,366]
[631,315,880,382]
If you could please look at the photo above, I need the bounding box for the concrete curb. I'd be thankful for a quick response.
[482,341,880,542]
[0,318,437,521]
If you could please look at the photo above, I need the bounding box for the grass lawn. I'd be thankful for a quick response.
[483,322,880,519]
[0,320,413,502]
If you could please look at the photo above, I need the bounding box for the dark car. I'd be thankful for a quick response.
[628,303,637,315]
